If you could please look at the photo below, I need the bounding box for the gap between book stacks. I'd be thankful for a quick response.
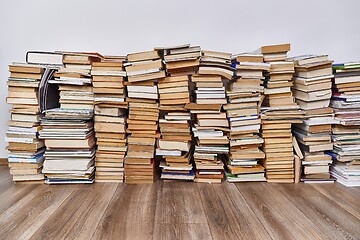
[5,43,360,187]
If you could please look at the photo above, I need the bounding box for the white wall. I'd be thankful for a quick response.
[0,0,359,157]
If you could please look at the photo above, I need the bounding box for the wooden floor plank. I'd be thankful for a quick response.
[277,183,360,240]
[30,183,118,240]
[153,223,212,240]
[154,182,208,224]
[91,183,157,240]
[0,185,75,240]
[236,183,328,240]
[310,183,360,219]
[0,184,40,214]
[212,183,272,240]
[198,183,253,240]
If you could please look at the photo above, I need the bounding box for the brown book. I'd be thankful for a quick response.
[92,76,124,82]
[261,43,290,54]
[93,81,123,88]
[127,71,166,83]
[9,65,44,74]
[125,59,162,72]
[233,54,263,63]
[127,50,160,62]
[10,72,42,80]
[95,162,123,168]
[125,157,152,165]
[166,59,200,70]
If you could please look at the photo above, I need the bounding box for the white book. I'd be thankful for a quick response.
[126,85,158,94]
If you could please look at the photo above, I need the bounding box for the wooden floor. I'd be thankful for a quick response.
[0,165,359,240]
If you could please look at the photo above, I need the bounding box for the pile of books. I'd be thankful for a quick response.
[224,53,268,182]
[5,63,46,183]
[330,62,360,186]
[40,109,95,184]
[92,56,127,182]
[188,51,233,183]
[260,43,304,183]
[292,55,336,183]
[124,50,163,183]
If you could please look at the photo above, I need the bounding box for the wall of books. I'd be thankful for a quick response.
[5,43,360,187]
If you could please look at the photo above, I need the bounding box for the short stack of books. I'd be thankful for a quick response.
[91,56,128,182]
[124,50,163,183]
[157,112,194,181]
[260,43,304,183]
[6,63,46,183]
[189,51,233,183]
[158,44,201,77]
[40,109,96,184]
[224,53,268,182]
[330,62,360,186]
[291,55,336,183]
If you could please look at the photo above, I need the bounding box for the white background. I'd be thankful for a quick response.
[0,0,359,157]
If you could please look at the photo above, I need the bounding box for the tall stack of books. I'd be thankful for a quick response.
[154,45,199,181]
[40,109,96,184]
[260,43,304,183]
[291,55,336,183]
[6,63,46,183]
[188,51,233,183]
[40,52,101,184]
[224,53,269,182]
[124,50,165,183]
[330,62,360,186]
[91,56,127,182]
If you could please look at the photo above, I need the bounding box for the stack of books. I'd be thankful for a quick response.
[291,55,336,183]
[91,56,127,182]
[224,53,268,182]
[6,63,46,183]
[260,43,304,183]
[330,62,360,186]
[153,45,197,181]
[158,44,200,77]
[40,109,96,184]
[157,112,194,181]
[40,52,100,184]
[124,50,164,183]
[188,51,233,183]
